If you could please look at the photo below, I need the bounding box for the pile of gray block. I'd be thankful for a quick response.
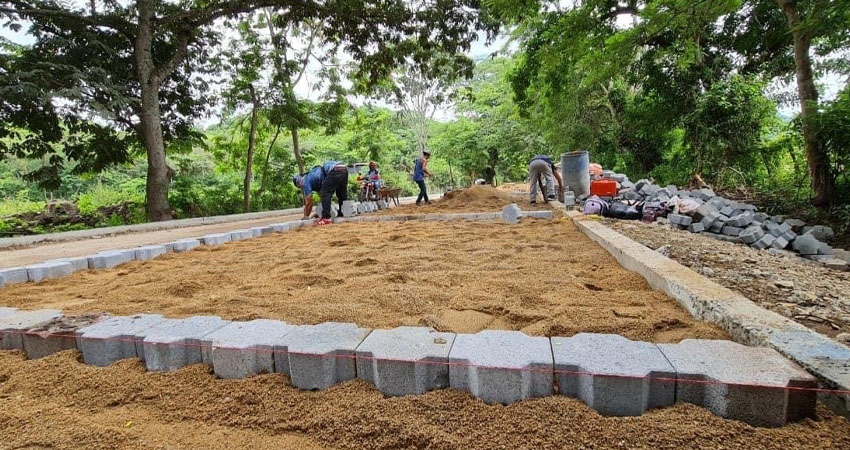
[0,306,818,427]
[593,175,848,271]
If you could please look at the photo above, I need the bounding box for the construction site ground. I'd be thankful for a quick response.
[608,219,850,340]
[1,186,849,448]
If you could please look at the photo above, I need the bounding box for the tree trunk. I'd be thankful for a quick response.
[777,0,833,206]
[291,126,305,175]
[135,0,172,221]
[259,123,282,197]
[244,91,260,213]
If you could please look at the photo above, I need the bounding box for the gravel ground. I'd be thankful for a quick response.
[606,219,850,341]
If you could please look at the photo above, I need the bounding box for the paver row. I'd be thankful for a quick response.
[0,209,553,288]
[0,307,816,427]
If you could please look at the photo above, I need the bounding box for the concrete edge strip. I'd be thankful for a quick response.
[0,310,822,427]
[565,210,850,417]
[0,208,554,288]
[0,196,422,249]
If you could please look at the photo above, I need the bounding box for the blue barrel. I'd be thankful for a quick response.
[561,151,590,197]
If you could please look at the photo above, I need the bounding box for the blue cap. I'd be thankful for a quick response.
[292,175,302,188]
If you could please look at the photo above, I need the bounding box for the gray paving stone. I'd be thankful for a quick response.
[134,245,167,261]
[721,226,742,237]
[26,261,74,282]
[22,313,107,359]
[199,233,231,246]
[88,249,135,269]
[47,256,90,272]
[752,233,776,250]
[739,226,764,244]
[727,211,754,227]
[285,322,372,390]
[449,330,552,405]
[170,239,201,253]
[501,204,523,224]
[525,210,554,219]
[687,222,705,233]
[269,222,292,232]
[0,307,18,317]
[143,316,230,372]
[229,229,253,241]
[792,233,823,255]
[0,309,63,350]
[356,326,455,396]
[658,339,817,427]
[771,236,789,250]
[203,319,295,379]
[0,267,29,284]
[552,334,675,416]
[76,314,165,366]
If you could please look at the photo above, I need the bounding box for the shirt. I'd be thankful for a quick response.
[413,157,425,182]
[531,155,555,170]
[301,166,324,197]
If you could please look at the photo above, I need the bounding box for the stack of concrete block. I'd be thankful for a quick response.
[142,316,231,372]
[356,326,456,396]
[77,314,165,366]
[607,178,847,270]
[449,330,553,405]
[22,313,108,359]
[285,322,371,390]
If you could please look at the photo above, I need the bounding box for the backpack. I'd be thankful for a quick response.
[607,201,643,220]
[642,201,668,223]
[582,195,609,216]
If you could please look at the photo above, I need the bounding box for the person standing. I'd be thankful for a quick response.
[528,154,563,204]
[413,150,432,205]
[292,160,349,225]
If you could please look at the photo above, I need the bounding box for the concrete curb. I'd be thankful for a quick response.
[566,210,850,417]
[0,307,824,427]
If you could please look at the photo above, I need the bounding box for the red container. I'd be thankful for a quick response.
[590,179,618,197]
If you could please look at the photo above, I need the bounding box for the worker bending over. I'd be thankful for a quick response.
[293,161,349,225]
[528,154,563,204]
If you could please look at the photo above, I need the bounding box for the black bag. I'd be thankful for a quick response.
[606,200,643,220]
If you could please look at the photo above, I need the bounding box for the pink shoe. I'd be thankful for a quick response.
[316,218,333,226]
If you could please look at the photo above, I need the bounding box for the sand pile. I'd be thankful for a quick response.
[383,185,549,214]
[1,351,848,449]
[0,219,724,342]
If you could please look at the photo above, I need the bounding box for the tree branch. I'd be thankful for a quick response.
[157,0,299,29]
[0,0,134,40]
[150,29,192,85]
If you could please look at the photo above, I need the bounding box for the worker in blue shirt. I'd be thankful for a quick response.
[292,161,349,225]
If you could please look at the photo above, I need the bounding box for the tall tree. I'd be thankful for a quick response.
[0,0,494,220]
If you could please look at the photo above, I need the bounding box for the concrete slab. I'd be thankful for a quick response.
[143,316,230,372]
[133,245,167,261]
[88,249,135,269]
[658,339,817,427]
[0,307,18,317]
[552,333,675,416]
[449,330,552,405]
[203,319,295,379]
[199,233,231,246]
[26,261,74,282]
[170,239,201,253]
[269,222,292,233]
[76,314,165,366]
[0,309,63,350]
[525,210,554,219]
[0,267,29,284]
[285,322,372,390]
[22,313,107,359]
[356,326,455,396]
